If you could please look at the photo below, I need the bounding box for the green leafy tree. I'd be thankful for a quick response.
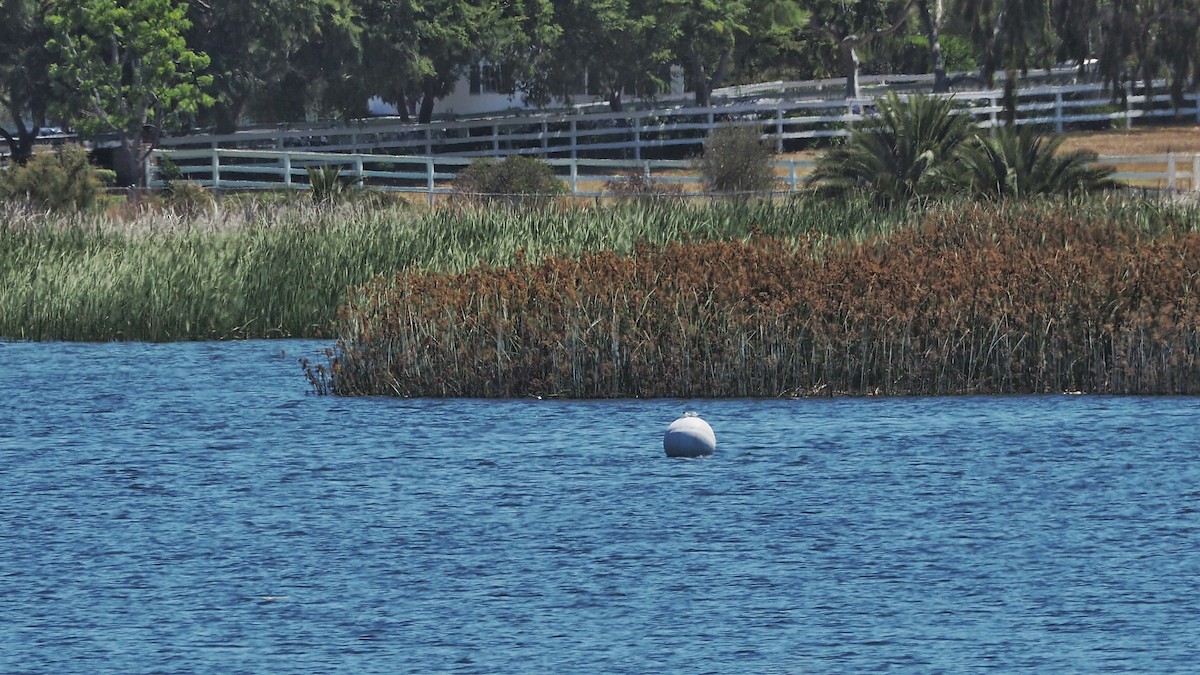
[0,0,54,164]
[1154,0,1200,112]
[732,0,808,83]
[480,0,562,110]
[956,0,1054,100]
[187,0,363,130]
[367,0,556,124]
[47,0,213,185]
[408,0,492,123]
[542,0,678,111]
[1090,0,1200,113]
[807,0,919,99]
[670,0,750,106]
[356,0,425,121]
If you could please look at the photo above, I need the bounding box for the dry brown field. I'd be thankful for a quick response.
[1057,124,1200,155]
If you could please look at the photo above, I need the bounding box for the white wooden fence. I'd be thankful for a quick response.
[147,77,1200,200]
[147,148,1200,203]
[157,80,1200,162]
[148,149,819,203]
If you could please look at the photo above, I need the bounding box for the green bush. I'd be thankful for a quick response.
[808,92,975,205]
[162,180,215,216]
[694,124,778,197]
[307,165,345,203]
[808,93,1121,205]
[452,155,564,207]
[0,144,112,211]
[962,125,1119,199]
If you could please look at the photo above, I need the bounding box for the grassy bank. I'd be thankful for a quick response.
[0,196,898,341]
[305,197,1200,397]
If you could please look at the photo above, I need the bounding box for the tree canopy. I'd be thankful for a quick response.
[46,0,213,184]
[3,0,1198,162]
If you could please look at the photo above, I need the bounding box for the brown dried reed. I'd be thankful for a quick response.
[306,200,1200,397]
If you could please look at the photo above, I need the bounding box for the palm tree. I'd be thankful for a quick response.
[808,92,975,205]
[961,125,1118,199]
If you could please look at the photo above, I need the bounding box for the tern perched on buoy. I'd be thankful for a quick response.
[663,412,716,458]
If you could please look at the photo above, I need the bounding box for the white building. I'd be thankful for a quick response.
[369,63,686,118]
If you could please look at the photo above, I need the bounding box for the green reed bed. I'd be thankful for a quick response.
[0,197,897,341]
[307,196,1200,397]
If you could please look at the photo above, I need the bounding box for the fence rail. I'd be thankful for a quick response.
[157,79,1200,162]
[148,148,1200,202]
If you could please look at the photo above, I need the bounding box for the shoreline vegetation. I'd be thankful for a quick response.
[303,197,1200,398]
[5,194,1200,397]
[0,196,897,341]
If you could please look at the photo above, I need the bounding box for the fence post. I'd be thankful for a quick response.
[775,109,784,153]
[1124,80,1134,130]
[1055,91,1064,133]
[569,157,578,195]
[988,94,998,128]
[541,120,549,156]
[569,119,578,160]
[144,153,154,188]
[633,115,641,161]
[1167,154,1177,191]
[426,157,435,207]
[789,160,797,191]
[211,149,221,190]
[354,154,364,188]
[283,153,292,189]
[493,123,500,156]
[1194,154,1200,192]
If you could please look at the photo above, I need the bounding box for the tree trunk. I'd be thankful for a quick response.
[114,136,144,187]
[918,0,947,92]
[395,91,411,122]
[1002,69,1018,126]
[0,121,39,166]
[843,41,862,100]
[691,51,711,107]
[608,89,624,113]
[706,49,733,99]
[213,98,243,135]
[418,78,437,124]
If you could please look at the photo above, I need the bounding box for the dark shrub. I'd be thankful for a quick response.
[694,124,778,198]
[0,144,112,210]
[452,155,564,207]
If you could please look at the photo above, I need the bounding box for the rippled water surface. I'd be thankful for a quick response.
[2,340,1199,672]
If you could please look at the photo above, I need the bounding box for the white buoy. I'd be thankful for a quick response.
[663,413,716,458]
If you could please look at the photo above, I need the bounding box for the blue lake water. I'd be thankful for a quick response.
[2,339,1198,672]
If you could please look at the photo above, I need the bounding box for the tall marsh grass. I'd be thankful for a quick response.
[1,196,897,341]
[307,197,1200,397]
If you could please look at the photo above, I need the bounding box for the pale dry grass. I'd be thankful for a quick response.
[1058,125,1200,155]
[1059,125,1200,190]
